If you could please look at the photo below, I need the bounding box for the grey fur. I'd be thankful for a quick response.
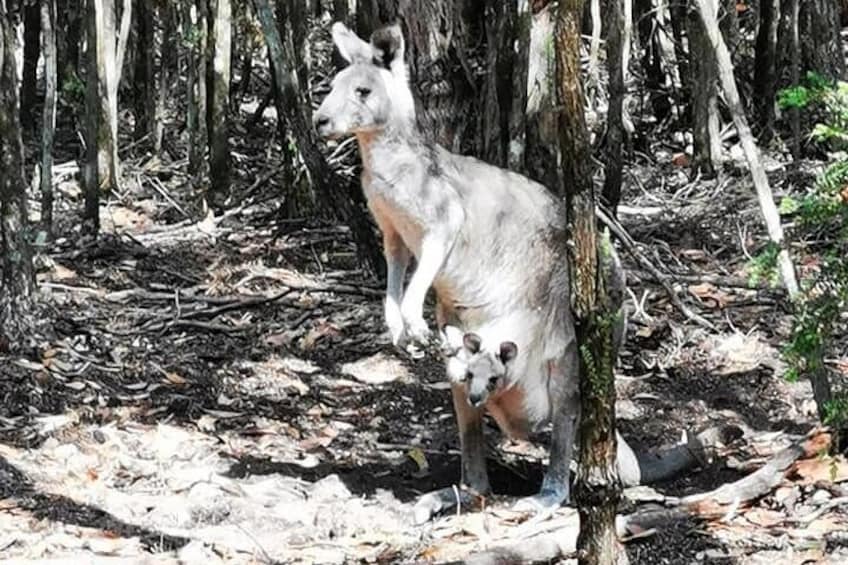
[314,22,625,523]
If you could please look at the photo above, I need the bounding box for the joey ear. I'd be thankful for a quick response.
[369,23,404,70]
[498,341,518,364]
[463,332,482,354]
[331,22,373,64]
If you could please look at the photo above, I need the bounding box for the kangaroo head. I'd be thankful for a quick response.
[441,326,518,409]
[314,22,415,139]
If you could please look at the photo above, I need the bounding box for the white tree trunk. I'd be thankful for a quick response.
[692,0,799,296]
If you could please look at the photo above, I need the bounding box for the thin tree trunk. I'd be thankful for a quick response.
[788,0,801,159]
[687,3,721,178]
[40,0,58,234]
[207,0,231,208]
[635,0,670,123]
[799,0,845,80]
[133,0,154,141]
[555,0,626,562]
[753,0,779,141]
[253,0,382,275]
[0,0,36,347]
[691,0,799,297]
[602,0,628,213]
[155,1,174,155]
[84,0,102,232]
[21,0,40,133]
[587,0,601,98]
[92,0,119,194]
[481,0,517,168]
[525,3,560,192]
[186,0,209,188]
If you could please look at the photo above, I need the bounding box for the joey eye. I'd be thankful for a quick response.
[464,371,473,382]
[489,376,499,386]
[355,86,371,98]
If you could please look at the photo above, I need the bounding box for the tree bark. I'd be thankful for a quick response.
[753,0,779,141]
[253,0,382,275]
[788,0,801,159]
[635,0,671,123]
[132,0,155,142]
[21,0,41,133]
[0,0,36,347]
[84,0,102,233]
[587,0,601,99]
[40,0,57,235]
[691,0,799,297]
[89,0,119,195]
[602,0,628,213]
[155,1,174,155]
[687,2,721,178]
[186,0,209,188]
[207,0,232,208]
[555,0,626,562]
[799,0,845,80]
[525,4,562,193]
[481,0,517,167]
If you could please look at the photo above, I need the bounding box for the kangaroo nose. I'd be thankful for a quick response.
[467,393,485,408]
[314,115,330,131]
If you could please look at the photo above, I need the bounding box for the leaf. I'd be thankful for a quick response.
[688,282,731,309]
[408,447,430,474]
[64,381,87,391]
[163,371,188,386]
[793,455,848,484]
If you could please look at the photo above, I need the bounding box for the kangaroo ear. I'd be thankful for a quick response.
[498,341,518,364]
[331,22,372,64]
[369,23,405,70]
[463,332,482,354]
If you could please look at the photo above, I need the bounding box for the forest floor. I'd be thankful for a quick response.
[2,109,848,564]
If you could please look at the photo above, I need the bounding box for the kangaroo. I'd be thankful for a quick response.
[313,22,621,522]
[438,324,713,518]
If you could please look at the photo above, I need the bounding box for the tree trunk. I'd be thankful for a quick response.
[555,0,626,562]
[525,3,561,192]
[40,0,57,235]
[481,0,517,167]
[753,0,779,141]
[602,0,628,213]
[253,0,382,275]
[57,0,81,88]
[719,0,741,60]
[799,0,845,80]
[83,0,102,233]
[687,3,721,178]
[0,0,36,347]
[155,1,174,155]
[186,0,209,188]
[89,0,119,195]
[207,0,232,209]
[635,0,671,123]
[691,0,799,298]
[788,0,801,159]
[133,0,155,142]
[21,0,40,133]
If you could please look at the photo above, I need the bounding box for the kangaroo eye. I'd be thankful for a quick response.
[356,87,371,98]
[489,376,499,386]
[464,371,473,382]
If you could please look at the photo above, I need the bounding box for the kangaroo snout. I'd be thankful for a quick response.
[313,114,332,137]
[467,392,486,408]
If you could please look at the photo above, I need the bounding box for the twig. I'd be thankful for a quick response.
[787,496,848,525]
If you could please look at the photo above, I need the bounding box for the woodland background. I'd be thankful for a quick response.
[0,0,847,563]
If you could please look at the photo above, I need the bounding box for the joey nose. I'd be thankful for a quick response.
[467,393,485,408]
